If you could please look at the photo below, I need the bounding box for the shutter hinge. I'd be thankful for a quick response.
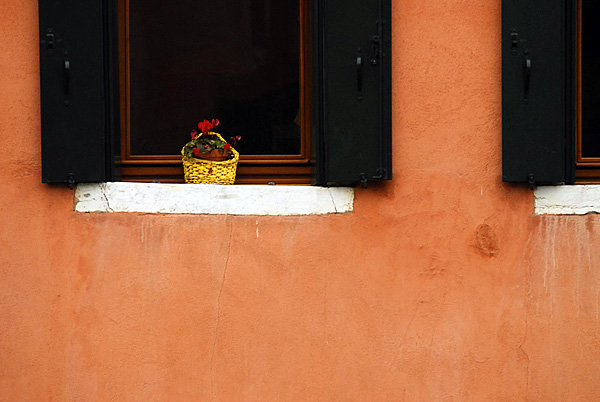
[528,174,536,191]
[359,173,368,188]
[372,167,386,180]
[370,35,380,65]
[371,19,384,64]
[511,30,519,54]
[67,173,75,190]
[45,29,55,55]
[359,168,386,188]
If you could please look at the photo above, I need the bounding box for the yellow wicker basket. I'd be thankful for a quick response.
[181,132,239,185]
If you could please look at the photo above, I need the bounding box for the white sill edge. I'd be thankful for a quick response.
[535,185,600,215]
[74,182,354,215]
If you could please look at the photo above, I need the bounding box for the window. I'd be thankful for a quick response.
[119,0,312,184]
[502,0,600,185]
[577,0,600,182]
[39,0,392,188]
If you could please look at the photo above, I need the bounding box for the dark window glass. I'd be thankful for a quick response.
[581,1,600,157]
[128,0,301,156]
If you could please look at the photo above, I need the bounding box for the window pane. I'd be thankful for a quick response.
[582,1,600,157]
[128,0,301,156]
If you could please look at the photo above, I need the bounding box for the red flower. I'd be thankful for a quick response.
[193,147,199,157]
[198,120,213,133]
[203,144,210,149]
[223,143,231,151]
[190,129,198,139]
[211,119,220,128]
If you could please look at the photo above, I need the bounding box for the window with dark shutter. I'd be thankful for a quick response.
[39,0,391,187]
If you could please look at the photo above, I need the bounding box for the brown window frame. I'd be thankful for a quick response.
[117,0,311,184]
[575,0,600,182]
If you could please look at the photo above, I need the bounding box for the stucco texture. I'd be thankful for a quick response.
[1,0,599,401]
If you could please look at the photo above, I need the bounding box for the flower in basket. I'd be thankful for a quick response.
[180,118,242,185]
[182,119,240,161]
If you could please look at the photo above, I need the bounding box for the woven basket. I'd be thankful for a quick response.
[181,132,239,185]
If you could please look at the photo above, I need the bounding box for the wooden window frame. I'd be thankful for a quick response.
[117,0,311,184]
[575,0,600,182]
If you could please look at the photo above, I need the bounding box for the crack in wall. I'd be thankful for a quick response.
[210,219,234,401]
[519,226,534,401]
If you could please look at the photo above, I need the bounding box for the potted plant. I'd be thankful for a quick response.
[181,119,241,184]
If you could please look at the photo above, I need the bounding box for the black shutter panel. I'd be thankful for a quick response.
[502,0,575,185]
[39,0,119,184]
[312,0,392,186]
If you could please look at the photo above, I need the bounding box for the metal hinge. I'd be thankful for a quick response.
[370,35,380,65]
[372,168,386,180]
[528,174,535,191]
[511,29,519,54]
[67,173,75,190]
[359,173,368,189]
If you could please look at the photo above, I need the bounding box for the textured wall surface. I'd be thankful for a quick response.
[1,0,599,401]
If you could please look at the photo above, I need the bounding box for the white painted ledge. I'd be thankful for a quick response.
[535,185,600,215]
[74,182,354,215]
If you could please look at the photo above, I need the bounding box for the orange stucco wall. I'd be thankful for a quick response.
[2,1,600,401]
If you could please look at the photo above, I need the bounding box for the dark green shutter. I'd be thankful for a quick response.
[39,0,119,185]
[502,0,575,185]
[312,0,392,186]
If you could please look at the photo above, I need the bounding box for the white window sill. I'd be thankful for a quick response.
[74,182,354,215]
[535,185,600,215]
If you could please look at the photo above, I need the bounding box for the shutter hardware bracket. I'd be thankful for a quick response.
[510,30,518,55]
[45,29,55,55]
[359,173,368,189]
[67,173,75,190]
[370,35,380,65]
[372,168,386,180]
[359,168,386,189]
[528,174,535,191]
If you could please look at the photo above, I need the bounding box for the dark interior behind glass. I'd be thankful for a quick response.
[128,0,300,156]
[582,1,600,157]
